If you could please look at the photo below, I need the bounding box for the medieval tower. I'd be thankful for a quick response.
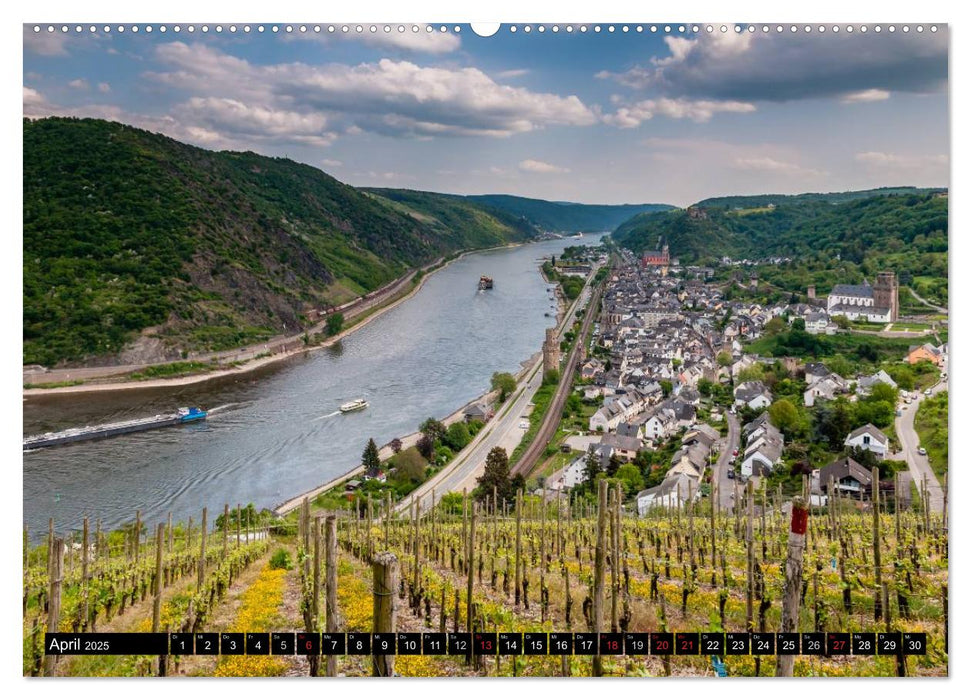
[543,328,561,375]
[874,271,899,322]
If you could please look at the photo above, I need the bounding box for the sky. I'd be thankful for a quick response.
[23,23,949,207]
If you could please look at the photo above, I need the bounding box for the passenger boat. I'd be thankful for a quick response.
[478,275,494,290]
[340,398,369,413]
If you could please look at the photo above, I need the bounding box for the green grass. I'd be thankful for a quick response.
[128,361,216,380]
[510,381,557,464]
[914,391,948,480]
[23,379,84,389]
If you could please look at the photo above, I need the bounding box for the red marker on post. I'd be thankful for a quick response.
[776,497,808,677]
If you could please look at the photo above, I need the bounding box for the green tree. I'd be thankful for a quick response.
[764,317,785,335]
[737,364,765,383]
[583,446,603,484]
[326,312,345,336]
[491,372,517,402]
[444,421,472,451]
[717,351,733,368]
[697,378,714,397]
[420,417,447,445]
[476,446,512,504]
[791,317,807,332]
[615,462,644,496]
[660,380,673,398]
[392,447,427,482]
[362,437,381,478]
[768,399,801,438]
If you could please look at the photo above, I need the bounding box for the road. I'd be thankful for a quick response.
[893,372,947,514]
[907,286,948,315]
[398,272,597,515]
[712,411,740,510]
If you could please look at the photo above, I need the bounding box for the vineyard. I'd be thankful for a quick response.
[24,477,948,678]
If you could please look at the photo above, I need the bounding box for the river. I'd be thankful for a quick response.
[23,234,604,538]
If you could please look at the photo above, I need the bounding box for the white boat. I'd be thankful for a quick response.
[340,398,369,413]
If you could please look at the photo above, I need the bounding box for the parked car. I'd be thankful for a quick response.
[918,447,927,456]
[925,389,933,396]
[895,409,903,417]
[519,421,529,430]
[732,449,739,457]
[727,469,735,479]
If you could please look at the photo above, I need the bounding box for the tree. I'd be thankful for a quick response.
[791,317,806,332]
[606,453,623,477]
[660,380,673,398]
[390,437,403,454]
[698,378,714,397]
[737,364,765,383]
[768,399,801,438]
[476,447,512,503]
[326,312,344,336]
[717,351,733,368]
[416,434,434,461]
[491,372,517,402]
[362,437,381,478]
[420,417,446,445]
[444,422,471,451]
[615,462,644,496]
[393,448,427,482]
[832,314,851,330]
[583,446,603,484]
[765,317,785,335]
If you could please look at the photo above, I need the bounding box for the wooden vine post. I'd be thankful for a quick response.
[776,498,808,677]
[81,517,89,632]
[153,523,167,677]
[371,552,398,677]
[44,536,64,677]
[592,479,607,677]
[325,515,338,677]
[196,507,207,589]
[872,466,883,622]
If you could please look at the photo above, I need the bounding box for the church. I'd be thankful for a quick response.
[826,272,899,323]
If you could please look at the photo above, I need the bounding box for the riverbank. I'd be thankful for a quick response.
[23,243,519,398]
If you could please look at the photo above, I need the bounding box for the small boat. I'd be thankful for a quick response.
[340,398,369,413]
[478,275,494,290]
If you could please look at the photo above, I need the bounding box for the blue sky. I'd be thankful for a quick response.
[23,24,949,206]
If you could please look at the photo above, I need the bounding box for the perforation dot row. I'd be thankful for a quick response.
[30,24,940,35]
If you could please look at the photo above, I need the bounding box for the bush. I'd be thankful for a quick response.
[269,548,293,570]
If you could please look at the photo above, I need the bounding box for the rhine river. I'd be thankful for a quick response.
[23,234,604,537]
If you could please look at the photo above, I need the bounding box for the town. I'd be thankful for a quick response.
[536,242,947,519]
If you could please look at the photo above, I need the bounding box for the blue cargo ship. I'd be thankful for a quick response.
[23,406,208,451]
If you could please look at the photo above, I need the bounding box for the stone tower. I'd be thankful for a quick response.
[874,271,899,322]
[543,328,561,375]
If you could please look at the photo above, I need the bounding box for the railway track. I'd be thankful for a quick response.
[510,278,604,478]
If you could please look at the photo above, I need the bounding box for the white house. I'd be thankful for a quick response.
[636,472,696,515]
[547,457,587,492]
[734,381,772,410]
[844,423,890,459]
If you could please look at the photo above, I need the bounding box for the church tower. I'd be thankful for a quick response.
[874,271,899,321]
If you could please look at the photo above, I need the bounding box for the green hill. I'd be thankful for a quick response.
[464,194,673,233]
[23,117,540,366]
[612,190,948,303]
[694,186,945,209]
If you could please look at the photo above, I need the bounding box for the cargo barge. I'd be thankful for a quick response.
[23,406,207,451]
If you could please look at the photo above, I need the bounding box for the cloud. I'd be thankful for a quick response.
[598,30,947,103]
[519,159,569,174]
[146,43,598,140]
[174,96,337,147]
[98,82,111,93]
[733,156,826,177]
[23,27,69,56]
[68,78,88,89]
[496,68,529,79]
[841,88,891,103]
[321,158,343,168]
[355,29,460,54]
[855,151,948,169]
[604,97,755,126]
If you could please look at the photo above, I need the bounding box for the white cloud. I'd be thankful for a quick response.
[23,28,69,56]
[321,158,343,168]
[356,29,460,54]
[175,97,337,148]
[496,69,529,79]
[98,82,111,93]
[733,156,826,177]
[68,78,88,90]
[519,159,569,174]
[841,89,891,103]
[598,31,946,103]
[855,151,948,169]
[145,43,598,141]
[604,97,755,127]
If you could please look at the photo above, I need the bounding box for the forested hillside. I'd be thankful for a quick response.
[612,190,948,303]
[462,194,672,232]
[23,118,540,366]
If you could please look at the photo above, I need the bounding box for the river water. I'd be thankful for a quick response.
[23,234,603,537]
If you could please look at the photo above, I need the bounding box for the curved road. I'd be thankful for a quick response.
[894,371,947,514]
